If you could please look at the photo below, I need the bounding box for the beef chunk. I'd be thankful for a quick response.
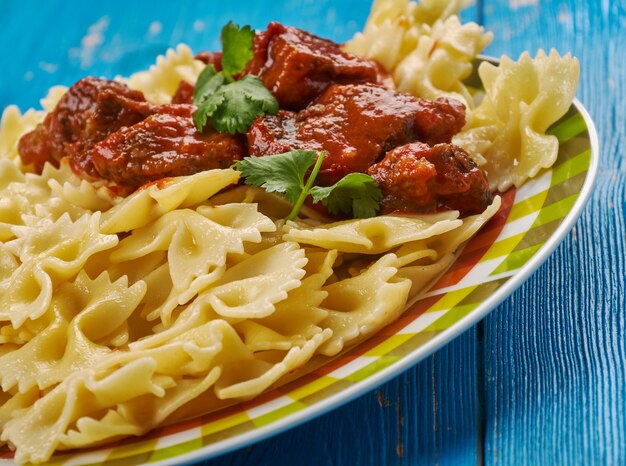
[171,80,195,104]
[368,142,492,215]
[18,77,153,174]
[247,83,466,185]
[195,51,223,71]
[90,104,245,189]
[245,22,387,109]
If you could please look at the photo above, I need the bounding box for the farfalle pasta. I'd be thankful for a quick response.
[0,157,498,462]
[124,44,206,105]
[0,1,578,462]
[344,0,492,109]
[453,49,580,191]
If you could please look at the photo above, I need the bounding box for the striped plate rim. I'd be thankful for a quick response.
[0,79,599,466]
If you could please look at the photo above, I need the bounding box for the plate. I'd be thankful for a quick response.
[0,64,598,465]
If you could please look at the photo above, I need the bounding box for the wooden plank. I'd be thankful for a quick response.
[481,0,626,464]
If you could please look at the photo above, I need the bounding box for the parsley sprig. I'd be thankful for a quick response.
[193,22,278,134]
[236,150,383,220]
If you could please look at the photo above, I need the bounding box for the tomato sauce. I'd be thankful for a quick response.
[17,22,492,216]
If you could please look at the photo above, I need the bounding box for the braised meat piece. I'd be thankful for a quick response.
[248,83,466,185]
[195,51,223,71]
[171,80,195,104]
[91,104,245,189]
[18,77,153,174]
[245,22,387,109]
[368,142,492,215]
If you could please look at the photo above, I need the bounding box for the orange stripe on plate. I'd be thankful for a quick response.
[430,188,515,291]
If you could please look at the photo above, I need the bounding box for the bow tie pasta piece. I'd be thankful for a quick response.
[208,186,304,222]
[454,49,580,192]
[100,168,241,234]
[397,251,455,299]
[344,0,470,72]
[0,242,18,281]
[2,318,247,463]
[0,83,67,164]
[392,15,492,108]
[110,204,276,324]
[344,0,491,108]
[1,356,221,464]
[389,197,500,298]
[0,161,87,242]
[283,211,461,254]
[317,253,411,356]
[423,195,501,255]
[203,241,308,319]
[0,106,45,163]
[0,271,146,393]
[129,289,225,353]
[0,158,25,189]
[0,388,38,434]
[235,249,338,351]
[48,177,115,213]
[213,324,332,400]
[125,44,205,105]
[0,213,118,327]
[411,0,471,24]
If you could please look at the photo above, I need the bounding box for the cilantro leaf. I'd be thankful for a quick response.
[311,173,382,218]
[236,150,382,220]
[235,150,317,204]
[200,75,278,134]
[192,65,227,131]
[192,22,278,135]
[220,22,255,81]
[193,65,225,105]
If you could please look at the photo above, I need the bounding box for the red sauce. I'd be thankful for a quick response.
[368,142,492,214]
[248,83,466,186]
[244,22,388,110]
[18,77,152,174]
[195,51,223,71]
[17,22,492,216]
[90,104,245,189]
[171,80,195,104]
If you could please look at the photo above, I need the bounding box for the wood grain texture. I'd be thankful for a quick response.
[482,1,625,465]
[1,1,624,465]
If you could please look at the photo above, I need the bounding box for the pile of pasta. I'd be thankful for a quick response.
[0,0,579,463]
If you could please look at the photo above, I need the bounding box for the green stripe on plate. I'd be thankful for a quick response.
[200,411,250,437]
[148,437,203,463]
[365,333,416,357]
[424,303,478,331]
[490,243,543,275]
[481,232,525,261]
[100,438,159,465]
[345,356,400,383]
[547,112,587,144]
[425,286,478,312]
[551,150,591,187]
[285,375,340,401]
[533,193,579,227]
[507,190,549,222]
[252,400,309,427]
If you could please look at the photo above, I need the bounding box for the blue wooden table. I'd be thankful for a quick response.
[1,1,624,464]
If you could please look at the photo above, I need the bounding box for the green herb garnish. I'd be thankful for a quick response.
[193,22,278,134]
[310,172,382,219]
[220,22,255,80]
[236,150,383,220]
